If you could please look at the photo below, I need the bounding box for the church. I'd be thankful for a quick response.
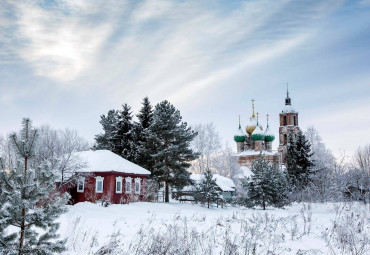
[234,89,300,170]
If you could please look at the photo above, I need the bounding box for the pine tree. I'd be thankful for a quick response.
[140,100,199,202]
[295,131,314,186]
[95,110,118,150]
[137,97,153,130]
[285,132,298,184]
[285,131,314,188]
[133,97,153,166]
[197,169,219,208]
[111,104,136,162]
[0,118,68,255]
[242,157,290,210]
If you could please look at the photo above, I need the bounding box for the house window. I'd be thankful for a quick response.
[125,177,132,194]
[116,176,123,194]
[294,116,297,126]
[135,178,141,194]
[95,176,104,193]
[77,177,85,193]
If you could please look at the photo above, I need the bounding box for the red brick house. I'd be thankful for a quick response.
[67,150,151,204]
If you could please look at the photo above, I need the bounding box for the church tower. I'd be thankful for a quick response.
[278,87,300,164]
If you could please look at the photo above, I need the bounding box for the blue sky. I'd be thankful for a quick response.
[0,0,369,158]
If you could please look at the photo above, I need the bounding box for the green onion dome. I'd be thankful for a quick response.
[264,124,275,142]
[251,121,265,141]
[234,123,246,142]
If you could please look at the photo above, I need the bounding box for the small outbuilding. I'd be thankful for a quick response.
[66,150,151,204]
[173,173,236,202]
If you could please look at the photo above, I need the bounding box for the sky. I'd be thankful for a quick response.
[0,0,369,159]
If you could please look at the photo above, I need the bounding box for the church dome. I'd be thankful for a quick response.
[264,125,275,142]
[282,104,297,113]
[234,123,246,142]
[251,121,265,141]
[246,116,257,135]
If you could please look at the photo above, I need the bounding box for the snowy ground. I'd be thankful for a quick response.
[58,201,369,255]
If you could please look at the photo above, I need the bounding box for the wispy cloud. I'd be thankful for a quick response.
[1,0,368,157]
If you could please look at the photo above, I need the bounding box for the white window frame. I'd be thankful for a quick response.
[135,178,141,194]
[125,177,132,194]
[95,176,104,193]
[77,177,85,193]
[116,176,123,194]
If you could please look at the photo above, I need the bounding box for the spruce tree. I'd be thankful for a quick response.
[137,97,153,130]
[133,97,153,166]
[111,104,136,162]
[285,133,298,184]
[197,169,219,208]
[140,100,198,202]
[285,131,314,188]
[295,131,314,186]
[242,157,290,210]
[0,118,68,255]
[95,110,118,150]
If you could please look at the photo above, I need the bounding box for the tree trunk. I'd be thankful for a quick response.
[19,156,28,255]
[208,198,210,208]
[262,197,266,210]
[165,182,169,202]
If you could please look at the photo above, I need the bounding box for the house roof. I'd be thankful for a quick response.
[75,150,151,175]
[190,173,235,192]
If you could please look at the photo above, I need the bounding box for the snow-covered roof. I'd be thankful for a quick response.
[234,150,276,156]
[190,173,235,192]
[282,104,297,113]
[75,150,151,175]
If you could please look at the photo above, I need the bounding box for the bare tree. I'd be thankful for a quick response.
[353,144,370,174]
[190,123,221,173]
[212,143,240,179]
[36,126,90,187]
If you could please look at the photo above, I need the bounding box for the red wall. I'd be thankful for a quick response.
[71,172,148,204]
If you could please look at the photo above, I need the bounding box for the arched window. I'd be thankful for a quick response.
[284,134,287,145]
[283,116,287,126]
[294,116,296,126]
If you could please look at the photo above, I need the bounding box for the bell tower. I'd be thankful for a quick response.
[278,86,300,164]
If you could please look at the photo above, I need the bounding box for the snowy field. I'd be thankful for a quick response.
[59,201,369,255]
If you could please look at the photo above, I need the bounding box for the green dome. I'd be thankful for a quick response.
[264,125,275,142]
[234,124,246,142]
[251,121,265,141]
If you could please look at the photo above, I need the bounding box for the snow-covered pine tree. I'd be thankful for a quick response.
[242,157,290,210]
[0,118,68,255]
[137,97,153,131]
[295,131,314,187]
[95,110,119,150]
[286,131,314,189]
[285,132,298,185]
[139,100,199,202]
[269,164,291,208]
[111,104,136,162]
[197,169,219,208]
[133,97,153,166]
